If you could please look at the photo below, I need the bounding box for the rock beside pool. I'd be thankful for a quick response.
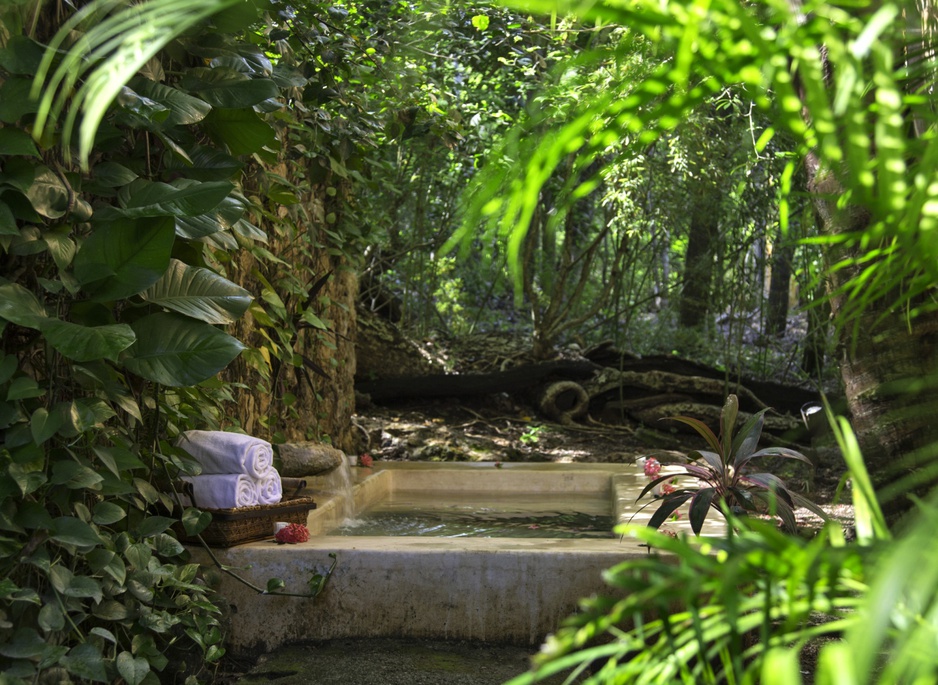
[278,442,345,476]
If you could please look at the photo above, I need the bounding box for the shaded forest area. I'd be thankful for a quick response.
[4,0,938,683]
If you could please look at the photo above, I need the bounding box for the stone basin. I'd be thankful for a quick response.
[195,462,723,653]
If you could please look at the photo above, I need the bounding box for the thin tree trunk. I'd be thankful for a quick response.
[679,189,719,327]
[765,232,793,336]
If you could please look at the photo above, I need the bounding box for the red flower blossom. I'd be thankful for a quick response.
[275,523,310,544]
[643,457,661,479]
[359,453,374,468]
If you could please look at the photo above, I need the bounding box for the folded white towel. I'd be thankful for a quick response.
[177,430,273,479]
[255,472,283,505]
[181,474,259,509]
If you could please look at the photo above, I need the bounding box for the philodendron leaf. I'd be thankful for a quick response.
[141,259,252,324]
[0,159,70,219]
[73,216,175,301]
[39,319,136,362]
[116,651,151,685]
[0,127,40,157]
[105,178,234,219]
[30,407,63,445]
[131,78,212,127]
[0,282,47,328]
[202,107,277,156]
[178,67,278,108]
[182,507,212,536]
[0,628,46,658]
[60,642,108,683]
[122,312,245,386]
[49,516,103,547]
[0,200,17,236]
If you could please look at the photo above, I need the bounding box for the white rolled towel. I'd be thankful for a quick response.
[181,474,259,509]
[255,472,283,505]
[177,430,273,479]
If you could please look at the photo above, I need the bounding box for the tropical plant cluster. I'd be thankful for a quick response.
[0,0,398,681]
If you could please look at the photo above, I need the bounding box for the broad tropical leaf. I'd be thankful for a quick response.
[0,282,47,327]
[72,216,175,301]
[122,312,245,386]
[140,259,252,324]
[39,319,136,362]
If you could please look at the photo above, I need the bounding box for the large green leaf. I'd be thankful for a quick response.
[72,216,175,301]
[0,127,40,157]
[0,282,47,328]
[0,35,46,76]
[122,312,245,386]
[116,651,151,685]
[39,319,136,362]
[172,183,246,239]
[0,200,17,236]
[165,145,243,182]
[49,517,103,547]
[131,78,212,127]
[99,178,235,220]
[141,258,252,324]
[178,67,278,108]
[0,78,39,123]
[203,107,277,156]
[0,159,69,219]
[113,85,170,128]
[60,642,108,683]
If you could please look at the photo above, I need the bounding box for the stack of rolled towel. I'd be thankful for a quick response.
[176,430,282,509]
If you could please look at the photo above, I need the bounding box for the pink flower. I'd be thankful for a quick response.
[275,523,310,544]
[661,481,677,495]
[359,454,374,468]
[643,457,661,479]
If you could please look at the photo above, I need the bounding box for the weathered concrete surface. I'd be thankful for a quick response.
[237,638,581,684]
[193,462,720,656]
[197,535,639,653]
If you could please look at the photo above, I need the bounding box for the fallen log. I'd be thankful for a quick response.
[355,360,602,403]
[536,381,589,424]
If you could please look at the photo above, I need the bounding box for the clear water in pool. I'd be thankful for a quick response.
[331,492,615,538]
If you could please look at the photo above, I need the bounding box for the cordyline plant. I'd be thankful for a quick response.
[639,395,829,534]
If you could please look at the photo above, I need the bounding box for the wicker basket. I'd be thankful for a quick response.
[177,478,317,548]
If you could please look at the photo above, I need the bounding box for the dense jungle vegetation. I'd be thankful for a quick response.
[1,0,938,683]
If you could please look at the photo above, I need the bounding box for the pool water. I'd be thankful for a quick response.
[331,492,615,539]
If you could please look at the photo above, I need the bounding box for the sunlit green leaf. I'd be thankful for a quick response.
[141,259,252,324]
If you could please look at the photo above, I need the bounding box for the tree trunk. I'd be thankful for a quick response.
[809,159,938,518]
[679,189,719,327]
[224,165,358,453]
[765,230,793,337]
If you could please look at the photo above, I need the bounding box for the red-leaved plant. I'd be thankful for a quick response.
[638,394,829,534]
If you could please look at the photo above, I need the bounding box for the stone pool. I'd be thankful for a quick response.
[194,462,723,653]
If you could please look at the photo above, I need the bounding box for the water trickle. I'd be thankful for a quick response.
[315,457,356,521]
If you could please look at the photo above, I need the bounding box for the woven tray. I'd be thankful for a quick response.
[187,496,317,547]
[176,478,316,548]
